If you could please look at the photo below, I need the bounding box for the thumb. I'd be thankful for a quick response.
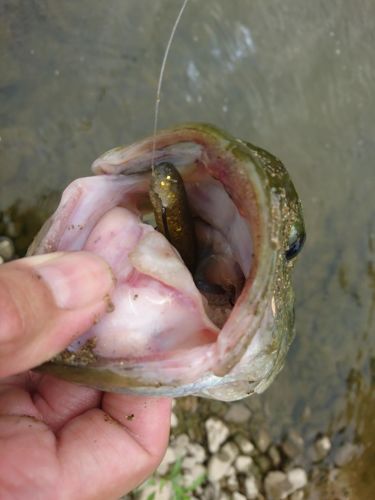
[0,252,114,378]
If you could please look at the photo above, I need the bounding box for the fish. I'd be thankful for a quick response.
[28,123,305,401]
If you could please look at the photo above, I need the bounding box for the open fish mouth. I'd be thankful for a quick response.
[30,123,305,401]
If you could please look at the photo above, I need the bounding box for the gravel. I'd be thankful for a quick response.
[287,468,308,491]
[313,436,331,462]
[334,442,360,467]
[126,396,357,499]
[268,445,282,467]
[234,455,253,474]
[205,417,230,453]
[254,428,272,453]
[224,403,252,424]
[264,470,291,499]
[244,476,260,499]
[281,430,304,459]
[0,236,15,261]
[234,435,256,455]
[207,454,232,482]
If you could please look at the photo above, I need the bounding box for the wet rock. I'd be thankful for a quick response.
[157,446,176,475]
[234,455,253,474]
[205,418,230,453]
[268,445,282,467]
[287,468,307,491]
[245,476,259,499]
[281,430,304,459]
[255,428,272,453]
[334,442,360,467]
[264,471,290,499]
[234,435,256,455]
[0,236,15,261]
[224,403,252,423]
[313,436,331,462]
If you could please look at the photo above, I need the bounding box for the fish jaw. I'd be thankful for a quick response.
[32,123,303,401]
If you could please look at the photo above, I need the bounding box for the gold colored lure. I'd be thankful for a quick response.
[150,162,196,272]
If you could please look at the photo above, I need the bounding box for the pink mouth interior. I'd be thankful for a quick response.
[46,163,253,363]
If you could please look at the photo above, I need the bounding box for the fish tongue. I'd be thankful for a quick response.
[79,205,219,359]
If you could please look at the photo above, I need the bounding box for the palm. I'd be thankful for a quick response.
[0,373,171,499]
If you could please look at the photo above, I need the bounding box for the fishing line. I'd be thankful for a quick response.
[151,0,190,171]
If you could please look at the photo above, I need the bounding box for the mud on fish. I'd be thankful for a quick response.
[28,123,305,401]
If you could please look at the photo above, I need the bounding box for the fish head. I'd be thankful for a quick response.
[30,123,305,401]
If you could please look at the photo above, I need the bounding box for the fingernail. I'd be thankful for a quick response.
[30,252,114,310]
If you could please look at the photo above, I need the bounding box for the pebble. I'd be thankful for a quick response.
[282,430,304,459]
[334,442,360,467]
[287,468,307,491]
[255,428,272,453]
[207,455,232,482]
[201,482,222,499]
[232,493,247,500]
[245,476,260,499]
[289,490,305,500]
[264,468,307,499]
[234,435,256,455]
[186,442,207,464]
[170,412,178,428]
[234,455,253,474]
[173,433,190,458]
[313,436,331,462]
[138,480,172,500]
[182,463,206,488]
[0,236,15,261]
[5,221,21,238]
[225,466,239,492]
[268,445,282,467]
[264,471,290,499]
[220,441,239,464]
[224,402,252,423]
[256,454,272,474]
[205,418,230,453]
[157,446,176,475]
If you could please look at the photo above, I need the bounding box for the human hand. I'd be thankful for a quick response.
[0,252,171,499]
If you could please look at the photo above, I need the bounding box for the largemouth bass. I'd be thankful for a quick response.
[29,123,305,401]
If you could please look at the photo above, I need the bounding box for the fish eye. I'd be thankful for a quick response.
[285,225,306,261]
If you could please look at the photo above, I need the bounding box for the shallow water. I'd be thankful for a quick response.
[1,0,374,495]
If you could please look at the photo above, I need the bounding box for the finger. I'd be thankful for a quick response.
[58,395,172,499]
[0,252,115,378]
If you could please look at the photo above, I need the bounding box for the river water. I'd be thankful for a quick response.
[1,0,374,497]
